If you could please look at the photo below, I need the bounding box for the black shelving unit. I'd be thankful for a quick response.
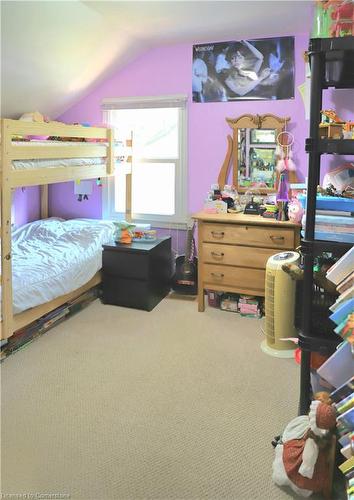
[299,36,354,416]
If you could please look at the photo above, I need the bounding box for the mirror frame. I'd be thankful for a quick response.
[218,113,291,194]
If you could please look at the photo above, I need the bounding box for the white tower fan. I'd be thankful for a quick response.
[261,251,300,358]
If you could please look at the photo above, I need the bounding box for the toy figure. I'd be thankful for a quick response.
[282,262,339,295]
[272,394,337,497]
[288,197,304,224]
[326,0,354,37]
[113,221,135,244]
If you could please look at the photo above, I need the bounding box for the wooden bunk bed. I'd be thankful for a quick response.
[0,118,115,340]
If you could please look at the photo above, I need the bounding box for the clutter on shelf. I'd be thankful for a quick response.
[112,221,158,244]
[206,290,263,318]
[319,109,354,140]
[298,177,354,243]
[312,0,354,39]
[203,183,243,213]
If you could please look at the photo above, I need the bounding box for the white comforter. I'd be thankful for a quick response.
[3,218,115,315]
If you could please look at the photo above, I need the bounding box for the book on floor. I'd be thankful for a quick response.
[330,286,354,312]
[339,456,354,476]
[318,341,354,388]
[331,377,354,404]
[337,407,354,435]
[330,299,354,326]
[326,247,354,285]
[337,272,354,295]
[339,430,354,448]
[336,393,354,415]
[341,442,354,459]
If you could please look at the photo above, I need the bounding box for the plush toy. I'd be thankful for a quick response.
[282,262,339,295]
[272,394,337,497]
[288,197,304,224]
[113,221,135,244]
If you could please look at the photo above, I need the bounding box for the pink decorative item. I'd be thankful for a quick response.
[276,131,296,173]
[288,197,304,224]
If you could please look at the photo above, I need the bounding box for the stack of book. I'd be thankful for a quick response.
[327,247,354,344]
[330,378,354,499]
[318,247,354,498]
[298,193,354,243]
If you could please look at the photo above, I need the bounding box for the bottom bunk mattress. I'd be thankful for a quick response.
[3,218,116,315]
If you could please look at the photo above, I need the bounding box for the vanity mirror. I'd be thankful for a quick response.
[218,113,295,194]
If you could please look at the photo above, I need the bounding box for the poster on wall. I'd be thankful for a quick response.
[192,36,295,103]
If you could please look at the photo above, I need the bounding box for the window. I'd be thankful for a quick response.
[102,95,188,228]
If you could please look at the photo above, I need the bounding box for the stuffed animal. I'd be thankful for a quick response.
[113,221,135,244]
[272,394,337,497]
[282,263,339,295]
[288,197,304,224]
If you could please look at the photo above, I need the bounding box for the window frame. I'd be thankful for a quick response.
[102,95,188,229]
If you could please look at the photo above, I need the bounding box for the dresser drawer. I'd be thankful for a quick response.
[204,264,265,291]
[202,243,278,269]
[202,223,294,249]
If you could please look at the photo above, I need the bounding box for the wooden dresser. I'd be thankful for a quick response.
[193,212,300,312]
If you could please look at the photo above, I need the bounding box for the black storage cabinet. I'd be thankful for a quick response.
[102,237,172,311]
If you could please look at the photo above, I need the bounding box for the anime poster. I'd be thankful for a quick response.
[192,36,295,102]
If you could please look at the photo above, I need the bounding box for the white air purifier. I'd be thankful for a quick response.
[261,251,300,358]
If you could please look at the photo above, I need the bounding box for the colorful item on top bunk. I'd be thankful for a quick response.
[17,111,108,142]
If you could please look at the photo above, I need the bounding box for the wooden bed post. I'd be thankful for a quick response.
[106,128,114,175]
[40,185,48,219]
[125,133,133,222]
[1,119,14,339]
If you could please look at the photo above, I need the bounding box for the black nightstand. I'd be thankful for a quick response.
[102,237,172,311]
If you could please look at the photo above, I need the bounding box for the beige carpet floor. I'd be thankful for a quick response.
[1,296,301,500]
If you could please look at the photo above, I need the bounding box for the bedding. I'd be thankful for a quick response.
[1,218,116,315]
[11,141,122,170]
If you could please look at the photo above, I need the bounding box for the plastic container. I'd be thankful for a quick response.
[220,293,239,312]
[207,290,222,308]
[298,194,354,212]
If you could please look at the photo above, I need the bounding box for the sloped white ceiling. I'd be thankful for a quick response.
[1,0,312,119]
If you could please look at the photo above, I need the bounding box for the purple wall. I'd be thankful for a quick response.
[13,34,353,229]
[13,187,40,227]
[51,34,311,221]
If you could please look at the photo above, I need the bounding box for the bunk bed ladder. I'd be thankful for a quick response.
[1,119,14,339]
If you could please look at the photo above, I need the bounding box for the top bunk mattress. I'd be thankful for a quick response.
[10,141,123,170]
[1,218,116,315]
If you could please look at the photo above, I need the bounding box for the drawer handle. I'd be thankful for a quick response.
[270,235,285,241]
[211,272,224,278]
[211,251,224,258]
[211,231,225,238]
